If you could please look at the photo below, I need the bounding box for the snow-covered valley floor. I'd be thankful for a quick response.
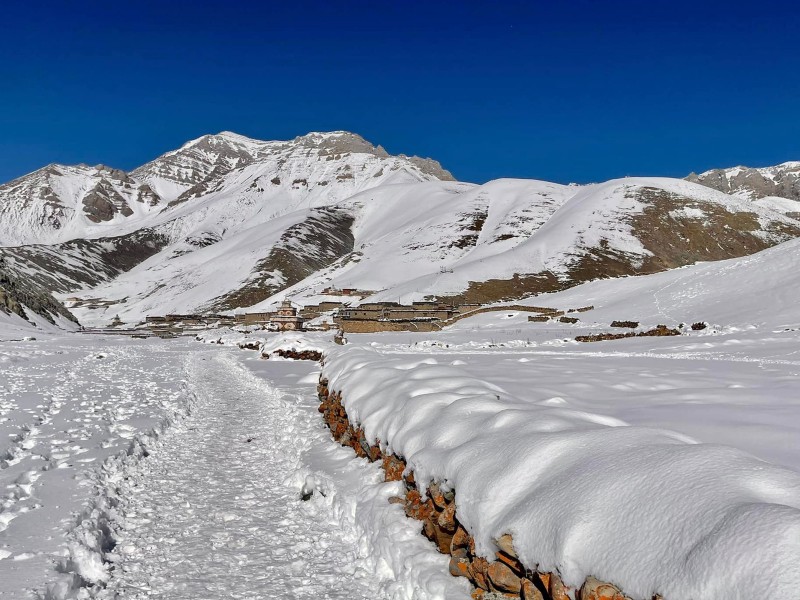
[2,320,799,598]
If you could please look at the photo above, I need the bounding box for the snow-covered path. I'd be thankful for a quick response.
[99,350,416,600]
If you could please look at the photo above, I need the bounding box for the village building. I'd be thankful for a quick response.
[320,286,375,297]
[240,311,274,325]
[270,299,305,331]
[299,301,345,320]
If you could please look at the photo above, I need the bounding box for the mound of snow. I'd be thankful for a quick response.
[322,346,800,599]
[259,331,334,357]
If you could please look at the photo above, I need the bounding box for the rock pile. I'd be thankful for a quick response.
[610,320,639,328]
[317,378,653,600]
[268,349,323,361]
[576,325,680,343]
[237,340,261,351]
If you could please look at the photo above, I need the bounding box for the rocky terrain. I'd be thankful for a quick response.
[687,161,800,202]
[0,256,77,325]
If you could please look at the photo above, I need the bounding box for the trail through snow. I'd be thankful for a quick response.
[100,351,378,598]
[99,350,463,600]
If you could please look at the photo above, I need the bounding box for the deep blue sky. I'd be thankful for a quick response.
[1,1,798,184]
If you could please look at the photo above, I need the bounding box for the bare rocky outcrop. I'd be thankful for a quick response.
[295,131,390,158]
[82,177,135,222]
[269,349,322,361]
[576,325,681,343]
[406,155,456,181]
[0,256,78,324]
[0,227,171,295]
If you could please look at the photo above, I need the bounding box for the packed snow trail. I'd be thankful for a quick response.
[98,350,462,600]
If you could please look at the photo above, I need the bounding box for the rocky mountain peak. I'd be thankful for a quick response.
[687,161,800,201]
[292,131,389,157]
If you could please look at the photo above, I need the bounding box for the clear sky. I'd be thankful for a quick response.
[1,0,798,184]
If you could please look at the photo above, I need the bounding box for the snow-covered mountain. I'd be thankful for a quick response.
[0,131,453,247]
[0,163,163,246]
[264,176,800,308]
[67,175,800,326]
[0,132,798,328]
[687,161,800,204]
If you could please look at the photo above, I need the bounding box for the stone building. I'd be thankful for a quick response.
[240,311,273,325]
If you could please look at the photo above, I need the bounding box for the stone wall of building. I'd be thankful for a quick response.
[336,319,441,333]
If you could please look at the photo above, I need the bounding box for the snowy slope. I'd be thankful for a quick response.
[263,176,800,309]
[65,173,800,326]
[519,233,800,330]
[65,178,577,324]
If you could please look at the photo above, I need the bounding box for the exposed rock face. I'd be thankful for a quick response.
[407,155,455,181]
[82,178,134,222]
[295,131,390,157]
[0,163,164,245]
[0,227,171,294]
[687,162,800,200]
[0,257,78,324]
[132,132,270,199]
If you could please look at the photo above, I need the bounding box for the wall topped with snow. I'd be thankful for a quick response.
[321,346,800,599]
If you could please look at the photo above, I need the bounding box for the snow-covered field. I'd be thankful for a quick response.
[0,335,193,597]
[326,325,800,598]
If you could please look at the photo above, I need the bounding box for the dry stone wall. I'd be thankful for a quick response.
[317,377,656,600]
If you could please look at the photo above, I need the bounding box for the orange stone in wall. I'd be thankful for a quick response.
[495,533,517,558]
[434,526,454,554]
[579,577,629,600]
[449,556,471,578]
[549,573,571,600]
[451,525,471,551]
[383,455,406,481]
[495,550,524,575]
[472,569,489,591]
[520,578,545,600]
[471,557,489,579]
[437,502,457,532]
[487,561,522,594]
